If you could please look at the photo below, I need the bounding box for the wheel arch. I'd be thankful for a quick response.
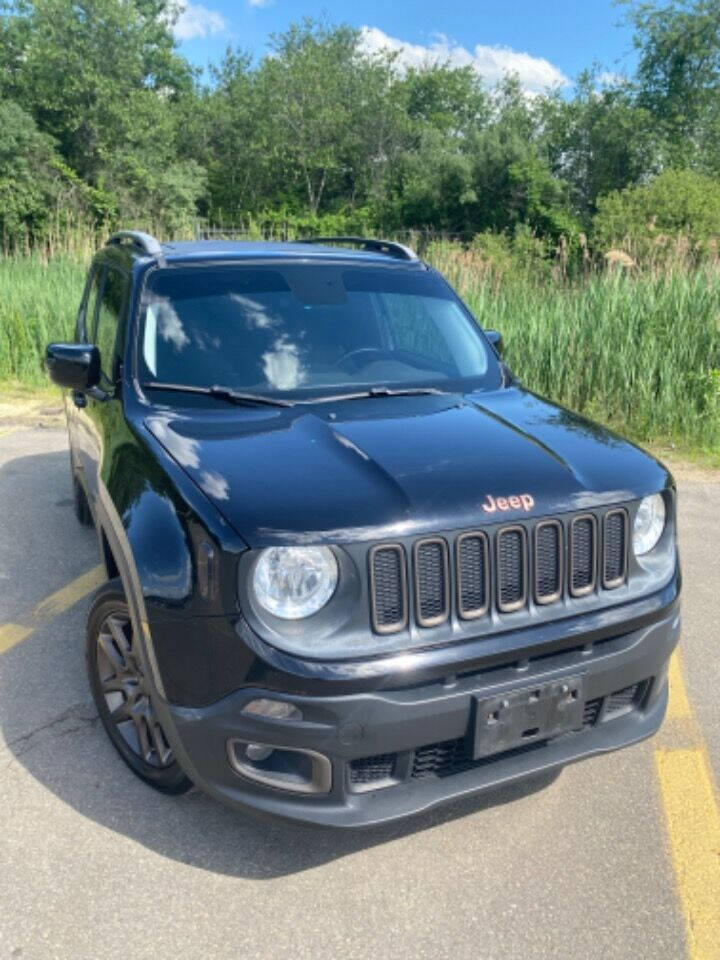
[99,527,120,581]
[92,483,169,700]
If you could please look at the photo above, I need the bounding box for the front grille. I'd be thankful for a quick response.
[414,538,450,626]
[369,505,631,633]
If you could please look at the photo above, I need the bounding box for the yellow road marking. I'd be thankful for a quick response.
[0,564,105,655]
[655,648,720,960]
[0,623,32,655]
[31,564,105,622]
[655,746,720,960]
[667,650,692,720]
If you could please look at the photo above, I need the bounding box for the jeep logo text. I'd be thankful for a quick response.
[482,493,535,513]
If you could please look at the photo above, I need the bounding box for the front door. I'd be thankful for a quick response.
[76,265,130,513]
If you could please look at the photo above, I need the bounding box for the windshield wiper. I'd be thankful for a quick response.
[301,386,447,404]
[142,382,295,408]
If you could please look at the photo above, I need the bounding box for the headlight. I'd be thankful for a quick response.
[252,546,338,619]
[633,494,666,555]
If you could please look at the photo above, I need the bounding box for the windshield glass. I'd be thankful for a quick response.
[138,263,501,398]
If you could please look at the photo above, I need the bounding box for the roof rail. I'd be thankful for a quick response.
[107,230,163,258]
[298,236,418,261]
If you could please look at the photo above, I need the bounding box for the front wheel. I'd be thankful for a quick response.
[86,579,192,795]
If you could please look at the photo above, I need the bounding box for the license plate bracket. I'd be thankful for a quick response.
[472,675,585,760]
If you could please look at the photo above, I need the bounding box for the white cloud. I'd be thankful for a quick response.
[172,1,226,41]
[597,71,626,87]
[248,0,273,7]
[359,26,569,94]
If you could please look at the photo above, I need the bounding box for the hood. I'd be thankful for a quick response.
[145,387,670,547]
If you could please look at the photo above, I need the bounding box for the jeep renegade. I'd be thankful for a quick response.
[45,232,680,826]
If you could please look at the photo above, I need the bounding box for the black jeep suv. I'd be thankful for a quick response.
[46,232,680,826]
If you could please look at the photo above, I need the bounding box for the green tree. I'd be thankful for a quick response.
[540,71,662,221]
[622,0,720,169]
[0,0,202,229]
[256,20,369,215]
[468,78,578,239]
[0,99,85,243]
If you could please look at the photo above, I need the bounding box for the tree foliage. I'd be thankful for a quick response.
[593,167,720,251]
[1,1,720,252]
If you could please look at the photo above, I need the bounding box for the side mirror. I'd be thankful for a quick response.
[485,329,503,355]
[45,343,101,391]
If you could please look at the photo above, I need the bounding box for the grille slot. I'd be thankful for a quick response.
[414,538,450,627]
[569,515,597,597]
[456,532,489,619]
[605,682,642,717]
[496,526,527,612]
[369,545,407,634]
[583,697,603,726]
[349,753,396,786]
[411,738,547,779]
[535,520,563,604]
[412,738,471,779]
[603,509,628,588]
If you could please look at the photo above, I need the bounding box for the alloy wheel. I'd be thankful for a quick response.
[95,612,173,768]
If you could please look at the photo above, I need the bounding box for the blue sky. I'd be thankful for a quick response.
[173,0,639,92]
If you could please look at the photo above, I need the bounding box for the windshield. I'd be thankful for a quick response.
[137,263,501,399]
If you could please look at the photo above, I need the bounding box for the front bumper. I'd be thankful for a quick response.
[156,600,680,827]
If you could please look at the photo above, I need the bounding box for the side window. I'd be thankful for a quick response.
[94,268,128,383]
[77,267,103,342]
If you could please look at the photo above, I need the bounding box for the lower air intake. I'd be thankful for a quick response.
[349,753,396,786]
[605,682,643,717]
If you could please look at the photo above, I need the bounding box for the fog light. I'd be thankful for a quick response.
[227,739,332,795]
[245,743,274,762]
[242,698,302,722]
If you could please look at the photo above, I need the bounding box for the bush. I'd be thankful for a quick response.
[592,169,720,264]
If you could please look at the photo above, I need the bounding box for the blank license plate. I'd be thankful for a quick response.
[472,675,585,760]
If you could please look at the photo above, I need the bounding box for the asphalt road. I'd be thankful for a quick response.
[0,426,718,960]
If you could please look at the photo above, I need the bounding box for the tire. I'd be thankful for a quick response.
[86,579,192,795]
[70,456,93,527]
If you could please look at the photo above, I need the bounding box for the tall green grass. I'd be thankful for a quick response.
[0,257,85,383]
[1,249,718,451]
[463,270,720,450]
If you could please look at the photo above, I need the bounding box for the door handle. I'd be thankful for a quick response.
[72,390,87,408]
